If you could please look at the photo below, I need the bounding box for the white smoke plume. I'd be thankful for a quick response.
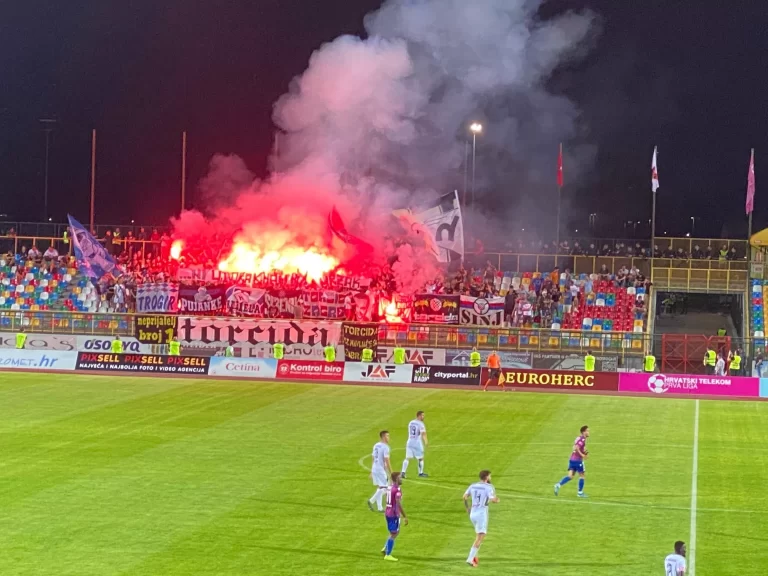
[174,0,597,282]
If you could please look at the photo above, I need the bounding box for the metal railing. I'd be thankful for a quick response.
[0,310,133,336]
[650,259,748,292]
[0,235,162,258]
[379,324,647,358]
[0,222,170,239]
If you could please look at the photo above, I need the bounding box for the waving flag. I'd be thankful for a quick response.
[557,143,564,188]
[393,191,465,262]
[68,215,117,279]
[651,146,659,192]
[746,149,755,215]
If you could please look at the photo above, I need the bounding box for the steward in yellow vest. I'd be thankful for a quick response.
[584,351,596,372]
[703,347,716,374]
[644,354,655,373]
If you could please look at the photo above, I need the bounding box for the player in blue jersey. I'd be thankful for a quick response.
[381,472,408,561]
[554,425,589,498]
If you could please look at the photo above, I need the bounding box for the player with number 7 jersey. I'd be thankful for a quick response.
[463,470,499,567]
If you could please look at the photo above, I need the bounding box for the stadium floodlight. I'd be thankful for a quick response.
[470,122,483,134]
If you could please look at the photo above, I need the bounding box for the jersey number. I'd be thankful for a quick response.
[474,492,488,506]
[410,425,418,437]
[665,562,680,576]
[373,448,379,461]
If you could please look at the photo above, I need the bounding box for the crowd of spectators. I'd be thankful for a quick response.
[419,261,651,329]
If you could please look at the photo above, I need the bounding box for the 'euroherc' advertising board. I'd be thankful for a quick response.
[619,373,759,398]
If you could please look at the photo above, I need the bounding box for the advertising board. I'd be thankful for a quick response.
[0,349,77,370]
[342,362,413,384]
[374,347,446,365]
[532,353,619,372]
[341,323,379,361]
[276,360,344,381]
[481,367,618,391]
[0,332,151,353]
[411,365,481,385]
[619,373,759,397]
[207,357,277,378]
[446,349,532,368]
[134,315,178,345]
[76,353,209,374]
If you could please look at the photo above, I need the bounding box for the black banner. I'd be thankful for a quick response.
[134,315,178,344]
[76,352,209,374]
[411,365,481,385]
[412,294,459,324]
[178,284,228,315]
[341,322,379,361]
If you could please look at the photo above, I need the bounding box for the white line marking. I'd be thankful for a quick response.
[690,399,699,575]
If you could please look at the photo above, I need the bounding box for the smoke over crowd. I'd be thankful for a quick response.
[171,0,598,284]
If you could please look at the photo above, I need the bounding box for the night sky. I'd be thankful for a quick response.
[1,0,766,239]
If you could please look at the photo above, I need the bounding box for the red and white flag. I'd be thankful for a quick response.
[746,148,755,215]
[651,146,659,192]
[557,143,564,188]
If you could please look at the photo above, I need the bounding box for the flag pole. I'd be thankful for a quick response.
[651,190,657,248]
[556,143,563,257]
[748,147,754,242]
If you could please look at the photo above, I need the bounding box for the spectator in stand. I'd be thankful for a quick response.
[43,245,58,260]
[125,230,135,256]
[676,247,687,259]
[160,231,171,260]
[692,244,703,259]
[728,246,738,260]
[663,245,675,258]
[27,244,41,259]
[104,230,114,255]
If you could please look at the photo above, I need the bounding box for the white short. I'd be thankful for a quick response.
[371,466,389,487]
[405,442,424,459]
[470,508,488,534]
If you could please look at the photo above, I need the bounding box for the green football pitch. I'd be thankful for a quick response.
[0,373,766,575]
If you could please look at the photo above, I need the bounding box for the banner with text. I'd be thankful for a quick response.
[178,284,228,315]
[411,365,480,385]
[207,357,278,378]
[136,283,179,313]
[460,296,505,326]
[446,349,532,368]
[341,323,379,361]
[375,347,446,365]
[0,349,77,371]
[343,362,413,384]
[75,353,209,374]
[412,294,459,324]
[481,367,618,392]
[134,315,178,345]
[178,317,341,360]
[619,373,759,397]
[276,360,344,381]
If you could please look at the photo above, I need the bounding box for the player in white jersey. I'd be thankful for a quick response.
[401,410,428,479]
[368,430,392,513]
[462,470,499,567]
[664,541,687,575]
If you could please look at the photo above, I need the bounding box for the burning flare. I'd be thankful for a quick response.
[170,240,183,260]
[218,241,339,283]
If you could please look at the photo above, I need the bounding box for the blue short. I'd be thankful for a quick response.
[386,516,400,534]
[568,459,585,474]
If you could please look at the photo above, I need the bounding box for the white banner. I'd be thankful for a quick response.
[374,347,446,365]
[236,342,344,361]
[343,362,413,384]
[0,333,152,353]
[394,192,464,262]
[459,295,505,326]
[0,349,78,371]
[136,283,179,313]
[207,357,278,378]
[177,317,341,354]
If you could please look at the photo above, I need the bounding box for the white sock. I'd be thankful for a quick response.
[377,487,386,510]
[467,546,479,562]
[418,460,424,474]
[370,488,385,510]
[402,459,410,474]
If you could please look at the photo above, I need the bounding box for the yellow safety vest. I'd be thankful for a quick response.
[644,355,655,372]
[169,341,181,356]
[324,346,336,362]
[584,355,596,372]
[361,348,374,362]
[729,354,741,370]
[393,348,406,365]
[16,333,27,349]
[111,340,123,353]
[704,350,716,366]
[62,231,69,244]
[469,352,481,367]
[273,343,285,360]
